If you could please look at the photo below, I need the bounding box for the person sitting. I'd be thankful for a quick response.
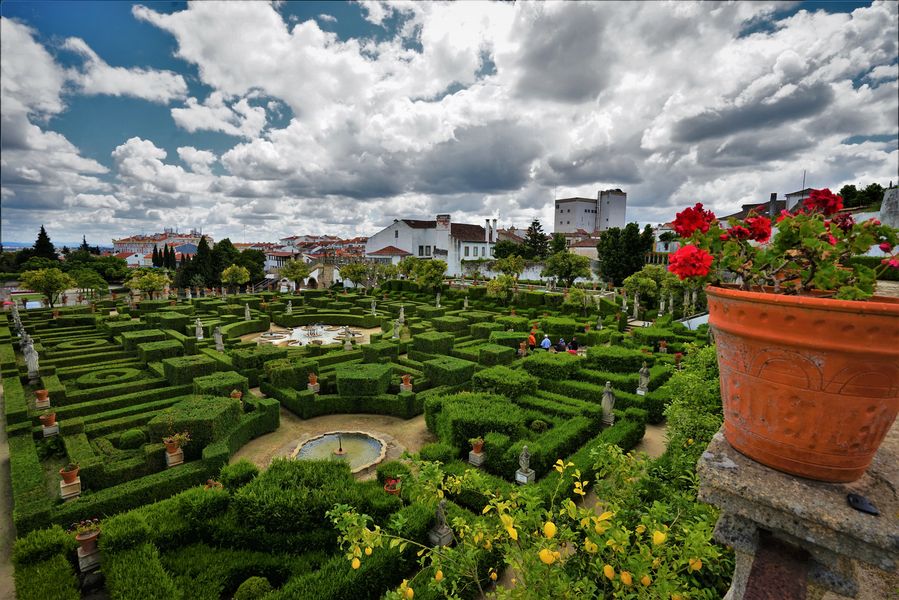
[540,334,552,350]
[556,338,567,352]
[568,337,579,351]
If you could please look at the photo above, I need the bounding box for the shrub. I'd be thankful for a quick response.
[472,365,538,398]
[137,339,183,363]
[487,331,528,349]
[148,395,242,452]
[219,459,260,491]
[375,460,412,486]
[75,367,143,388]
[13,554,80,600]
[361,341,399,363]
[520,352,582,380]
[120,328,167,351]
[119,428,146,449]
[99,512,151,553]
[234,576,273,600]
[631,326,677,347]
[419,443,455,463]
[429,392,526,451]
[162,354,219,386]
[193,371,250,397]
[335,363,393,396]
[104,543,180,600]
[470,322,504,339]
[412,331,455,355]
[432,315,469,333]
[495,315,529,331]
[478,343,516,366]
[177,486,230,525]
[585,345,650,372]
[230,345,288,371]
[422,356,476,387]
[12,525,76,567]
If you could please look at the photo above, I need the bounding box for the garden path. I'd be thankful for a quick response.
[0,381,17,599]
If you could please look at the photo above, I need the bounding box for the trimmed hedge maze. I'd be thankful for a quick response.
[4,283,711,599]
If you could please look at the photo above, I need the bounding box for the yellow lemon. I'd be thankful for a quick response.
[603,564,615,580]
[543,521,557,539]
[652,530,667,545]
[405,587,414,599]
[689,558,703,572]
[635,524,646,535]
[620,571,633,586]
[364,547,372,556]
[490,571,497,581]
[435,570,443,582]
[351,557,361,570]
[583,539,598,554]
[539,548,556,565]
[641,575,651,587]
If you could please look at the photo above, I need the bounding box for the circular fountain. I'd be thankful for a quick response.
[291,431,387,473]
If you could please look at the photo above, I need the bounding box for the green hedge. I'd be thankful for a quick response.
[335,363,392,396]
[13,555,80,600]
[193,371,250,398]
[412,331,455,355]
[264,357,316,389]
[162,354,219,385]
[432,315,469,333]
[230,345,288,371]
[361,341,399,363]
[501,415,598,478]
[148,395,242,454]
[487,331,528,349]
[470,322,504,339]
[3,375,28,426]
[422,356,476,387]
[478,343,516,366]
[472,365,538,398]
[137,339,184,363]
[121,328,167,352]
[105,543,181,600]
[495,315,529,331]
[9,435,53,533]
[427,392,526,453]
[220,315,271,339]
[520,351,583,380]
[585,345,652,372]
[631,326,677,347]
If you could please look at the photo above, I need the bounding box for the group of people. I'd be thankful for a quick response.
[528,332,580,354]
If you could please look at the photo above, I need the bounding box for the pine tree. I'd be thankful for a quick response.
[523,220,550,260]
[194,236,214,284]
[33,225,57,260]
[79,235,90,252]
[152,246,160,267]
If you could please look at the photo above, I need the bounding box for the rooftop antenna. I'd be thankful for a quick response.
[801,169,807,190]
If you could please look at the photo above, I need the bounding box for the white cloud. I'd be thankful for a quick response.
[317,13,337,23]
[171,92,267,138]
[63,36,187,103]
[177,146,217,174]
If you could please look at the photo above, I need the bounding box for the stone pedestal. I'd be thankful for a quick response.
[42,424,59,438]
[165,449,184,468]
[468,450,485,467]
[636,388,646,396]
[400,383,413,393]
[35,398,51,409]
[428,526,454,547]
[698,426,899,600]
[515,468,535,485]
[60,477,82,501]
[77,546,101,573]
[307,383,320,394]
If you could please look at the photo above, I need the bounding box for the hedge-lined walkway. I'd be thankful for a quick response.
[229,407,437,480]
[0,381,17,600]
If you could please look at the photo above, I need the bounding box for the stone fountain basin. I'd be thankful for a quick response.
[290,431,387,474]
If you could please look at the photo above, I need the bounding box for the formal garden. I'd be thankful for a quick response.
[2,278,734,599]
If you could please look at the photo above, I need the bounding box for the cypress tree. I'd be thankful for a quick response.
[168,245,176,269]
[194,236,214,284]
[79,235,90,252]
[33,225,57,260]
[152,246,160,267]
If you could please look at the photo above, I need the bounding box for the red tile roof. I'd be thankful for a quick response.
[114,251,137,259]
[367,245,412,256]
[570,238,599,248]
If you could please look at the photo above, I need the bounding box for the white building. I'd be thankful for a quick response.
[554,189,627,235]
[784,188,813,211]
[113,251,150,268]
[365,215,496,276]
[112,228,211,255]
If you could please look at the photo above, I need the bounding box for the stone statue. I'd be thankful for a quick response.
[186,288,192,300]
[392,320,400,339]
[632,293,640,320]
[622,294,627,310]
[398,305,405,324]
[596,315,603,331]
[519,445,531,472]
[428,498,454,546]
[601,381,616,426]
[659,295,666,314]
[637,361,650,394]
[436,292,441,308]
[244,303,252,321]
[669,293,675,315]
[195,318,204,340]
[435,499,448,531]
[371,298,377,316]
[691,288,698,310]
[683,289,689,314]
[213,326,224,352]
[286,300,293,314]
[463,296,469,310]
[24,344,39,379]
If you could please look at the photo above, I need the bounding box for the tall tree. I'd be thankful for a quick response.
[414,259,447,292]
[541,251,591,287]
[550,233,568,255]
[523,220,549,260]
[279,259,311,290]
[839,184,859,208]
[640,225,655,255]
[210,238,240,283]
[79,235,90,253]
[221,264,250,293]
[595,223,651,285]
[236,249,266,282]
[33,225,57,260]
[20,268,75,308]
[492,239,523,260]
[152,246,161,267]
[193,236,215,285]
[494,255,525,280]
[338,262,369,289]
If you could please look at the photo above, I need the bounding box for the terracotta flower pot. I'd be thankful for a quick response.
[230,390,243,400]
[75,530,100,554]
[471,440,484,454]
[164,440,180,454]
[36,389,49,402]
[60,466,79,484]
[706,285,899,483]
[308,373,318,386]
[384,478,401,496]
[39,413,56,427]
[401,374,412,386]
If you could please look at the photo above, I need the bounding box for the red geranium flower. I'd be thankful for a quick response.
[776,209,793,223]
[673,203,716,237]
[803,189,843,215]
[668,245,714,280]
[831,212,855,232]
[879,242,893,252]
[744,215,771,242]
[727,225,752,240]
[882,257,899,270]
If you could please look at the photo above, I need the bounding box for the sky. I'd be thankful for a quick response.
[1,1,897,247]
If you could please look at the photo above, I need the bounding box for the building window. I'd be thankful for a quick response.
[474,247,479,257]
[395,230,398,239]
[425,245,431,256]
[419,245,424,256]
[464,246,470,257]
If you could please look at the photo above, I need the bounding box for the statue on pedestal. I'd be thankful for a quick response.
[244,303,252,321]
[601,381,616,426]
[286,300,293,315]
[213,326,224,352]
[637,362,650,395]
[195,319,204,340]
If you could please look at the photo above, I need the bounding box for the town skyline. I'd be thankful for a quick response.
[2,1,897,244]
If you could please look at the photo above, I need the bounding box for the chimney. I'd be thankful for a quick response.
[485,219,490,243]
[769,193,777,218]
[436,214,451,230]
[492,219,497,243]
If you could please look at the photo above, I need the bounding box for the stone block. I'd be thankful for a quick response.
[428,527,454,547]
[468,450,485,467]
[60,477,81,501]
[42,424,59,438]
[35,398,51,409]
[515,468,535,485]
[307,383,320,394]
[77,546,100,573]
[165,448,184,468]
[400,383,413,392]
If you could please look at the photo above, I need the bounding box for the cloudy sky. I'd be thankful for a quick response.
[1,1,897,246]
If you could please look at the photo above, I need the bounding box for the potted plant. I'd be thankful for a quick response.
[60,462,80,484]
[308,372,318,387]
[230,389,244,401]
[38,411,57,428]
[383,477,401,496]
[401,374,412,386]
[35,389,50,403]
[162,431,191,454]
[668,189,898,482]
[469,436,485,454]
[69,518,101,554]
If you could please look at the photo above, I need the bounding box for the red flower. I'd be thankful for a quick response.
[879,242,893,252]
[776,209,793,223]
[727,225,752,240]
[668,245,714,280]
[882,257,899,270]
[831,212,855,232]
[803,189,843,215]
[744,215,771,242]
[825,234,837,246]
[719,233,730,241]
[673,203,716,237]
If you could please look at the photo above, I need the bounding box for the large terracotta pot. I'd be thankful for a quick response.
[75,530,100,554]
[60,466,79,484]
[706,285,899,483]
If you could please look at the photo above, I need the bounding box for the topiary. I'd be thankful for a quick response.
[219,459,260,491]
[530,419,549,433]
[119,428,146,449]
[418,442,455,463]
[233,576,273,600]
